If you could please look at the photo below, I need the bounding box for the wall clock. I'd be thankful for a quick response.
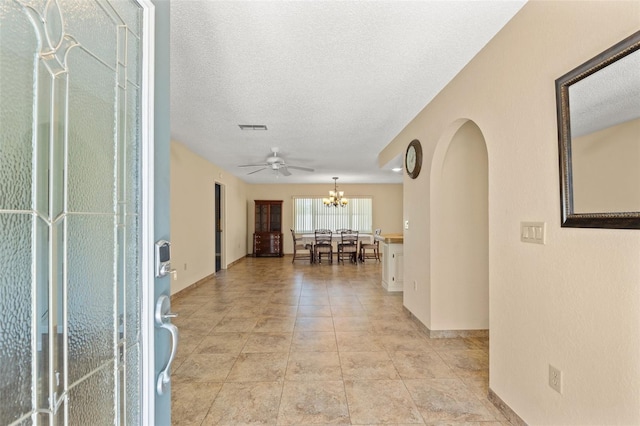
[405,139,422,179]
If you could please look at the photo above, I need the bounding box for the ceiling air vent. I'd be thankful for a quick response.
[238,124,268,131]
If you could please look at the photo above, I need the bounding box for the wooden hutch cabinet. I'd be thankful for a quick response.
[253,200,284,257]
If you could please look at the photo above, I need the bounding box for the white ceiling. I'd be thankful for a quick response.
[569,49,640,138]
[170,0,526,184]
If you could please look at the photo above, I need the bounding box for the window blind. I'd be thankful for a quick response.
[292,196,372,233]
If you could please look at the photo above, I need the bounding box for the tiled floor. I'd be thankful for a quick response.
[170,256,509,425]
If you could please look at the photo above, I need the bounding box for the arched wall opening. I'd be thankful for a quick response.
[430,119,489,332]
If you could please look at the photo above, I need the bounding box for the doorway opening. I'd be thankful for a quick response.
[215,183,223,272]
[431,120,489,332]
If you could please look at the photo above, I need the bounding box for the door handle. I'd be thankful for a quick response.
[155,294,179,395]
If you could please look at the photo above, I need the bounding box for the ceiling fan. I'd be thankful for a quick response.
[238,147,314,176]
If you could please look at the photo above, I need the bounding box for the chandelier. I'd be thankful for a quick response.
[323,177,348,207]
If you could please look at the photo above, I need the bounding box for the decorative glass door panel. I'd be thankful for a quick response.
[0,0,146,424]
[270,204,281,232]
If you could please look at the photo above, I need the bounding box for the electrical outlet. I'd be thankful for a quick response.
[549,364,562,394]
[184,263,187,270]
[413,280,418,291]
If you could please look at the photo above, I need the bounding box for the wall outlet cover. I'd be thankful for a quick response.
[549,364,562,394]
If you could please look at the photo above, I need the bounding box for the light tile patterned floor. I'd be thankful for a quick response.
[171,256,510,425]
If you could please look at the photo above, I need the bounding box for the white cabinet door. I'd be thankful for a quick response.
[381,242,403,292]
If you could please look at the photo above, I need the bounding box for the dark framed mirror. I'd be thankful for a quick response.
[556,30,640,229]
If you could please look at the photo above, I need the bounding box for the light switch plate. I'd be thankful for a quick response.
[404,220,409,230]
[521,222,546,244]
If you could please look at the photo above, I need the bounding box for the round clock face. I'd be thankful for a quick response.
[406,146,416,173]
[405,139,422,179]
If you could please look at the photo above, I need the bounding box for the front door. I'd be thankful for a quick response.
[0,0,162,423]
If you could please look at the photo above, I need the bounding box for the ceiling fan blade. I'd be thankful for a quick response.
[238,163,266,168]
[247,168,266,175]
[286,165,315,172]
[280,167,292,176]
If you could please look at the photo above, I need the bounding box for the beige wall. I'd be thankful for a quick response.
[381,1,640,424]
[573,117,640,213]
[246,184,403,254]
[170,141,249,294]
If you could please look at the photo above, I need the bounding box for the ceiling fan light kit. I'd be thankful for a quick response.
[323,177,348,207]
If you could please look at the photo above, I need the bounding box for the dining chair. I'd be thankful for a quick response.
[337,229,359,264]
[359,228,381,262]
[313,229,333,263]
[291,229,313,263]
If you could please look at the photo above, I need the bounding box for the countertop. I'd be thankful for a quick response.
[375,233,403,244]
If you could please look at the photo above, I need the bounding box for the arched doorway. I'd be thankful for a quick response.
[430,120,489,333]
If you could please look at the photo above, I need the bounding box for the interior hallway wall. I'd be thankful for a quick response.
[170,140,249,294]
[380,1,640,424]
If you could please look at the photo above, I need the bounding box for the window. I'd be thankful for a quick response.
[293,196,372,233]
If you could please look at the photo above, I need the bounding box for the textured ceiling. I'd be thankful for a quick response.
[570,49,640,138]
[170,0,526,184]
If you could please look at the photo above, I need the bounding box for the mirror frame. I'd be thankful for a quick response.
[556,30,640,229]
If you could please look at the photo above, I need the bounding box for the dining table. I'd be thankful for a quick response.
[300,233,373,262]
[300,233,374,246]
